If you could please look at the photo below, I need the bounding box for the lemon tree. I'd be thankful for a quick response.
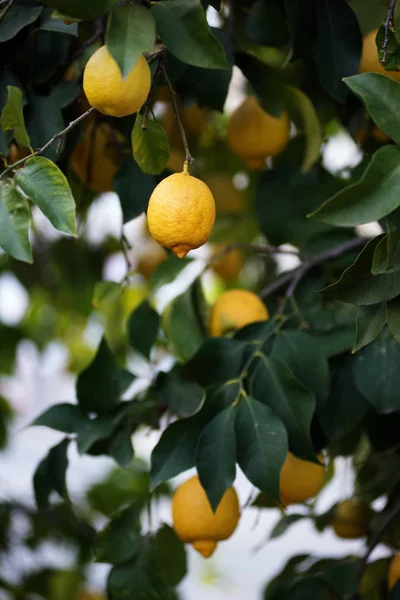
[3,0,400,599]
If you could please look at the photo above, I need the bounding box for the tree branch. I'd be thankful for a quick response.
[382,0,397,64]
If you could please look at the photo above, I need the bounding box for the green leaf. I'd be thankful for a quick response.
[270,514,306,540]
[132,116,169,175]
[0,5,42,42]
[31,403,87,433]
[235,395,288,500]
[271,331,329,405]
[387,296,400,343]
[76,337,135,415]
[106,5,156,79]
[153,525,187,587]
[154,365,204,418]
[128,300,160,359]
[344,73,400,145]
[324,237,400,306]
[251,356,316,461]
[149,255,192,294]
[76,417,115,454]
[151,0,228,69]
[114,158,155,223]
[42,0,117,20]
[353,329,400,413]
[33,438,70,510]
[26,93,65,161]
[353,304,387,352]
[196,406,237,511]
[235,53,286,117]
[311,147,400,226]
[92,281,122,309]
[0,181,32,262]
[14,156,76,235]
[107,428,134,467]
[284,86,322,172]
[95,503,141,564]
[245,0,289,47]
[1,86,31,149]
[182,338,248,387]
[290,577,333,600]
[372,209,400,274]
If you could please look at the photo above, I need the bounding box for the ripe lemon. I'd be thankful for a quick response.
[226,96,290,164]
[83,46,151,117]
[209,289,269,336]
[147,171,216,258]
[212,246,245,282]
[204,173,243,215]
[331,499,370,539]
[172,474,240,558]
[389,553,400,590]
[280,452,325,506]
[70,120,126,193]
[359,29,400,82]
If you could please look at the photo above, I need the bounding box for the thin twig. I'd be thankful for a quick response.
[0,107,95,180]
[259,236,368,300]
[121,233,133,274]
[382,0,397,64]
[160,64,194,167]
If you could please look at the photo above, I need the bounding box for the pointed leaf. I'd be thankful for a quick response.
[76,417,115,454]
[95,503,141,564]
[41,0,118,20]
[196,406,237,511]
[182,338,248,387]
[372,209,400,274]
[344,73,400,146]
[311,146,400,226]
[132,116,169,175]
[154,365,204,418]
[251,356,316,461]
[33,438,70,510]
[236,396,288,499]
[128,300,160,359]
[149,255,192,294]
[1,86,31,148]
[151,0,228,70]
[353,304,387,352]
[284,86,322,172]
[14,156,76,235]
[32,403,87,433]
[0,5,42,42]
[153,525,187,587]
[270,514,306,540]
[0,181,32,262]
[387,296,400,343]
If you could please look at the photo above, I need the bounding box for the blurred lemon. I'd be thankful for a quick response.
[359,29,400,81]
[209,288,268,336]
[280,452,325,506]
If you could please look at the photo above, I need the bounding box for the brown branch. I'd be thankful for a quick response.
[382,0,397,64]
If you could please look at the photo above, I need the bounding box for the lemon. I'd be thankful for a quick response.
[147,171,216,258]
[280,452,325,506]
[212,247,245,282]
[359,29,400,82]
[172,474,240,558]
[204,174,243,215]
[209,289,268,336]
[331,499,370,539]
[70,120,125,193]
[388,553,400,590]
[83,46,151,117]
[227,96,290,164]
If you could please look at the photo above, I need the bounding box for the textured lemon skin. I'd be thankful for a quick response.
[227,96,290,163]
[210,289,269,336]
[331,499,370,539]
[83,46,151,117]
[360,29,400,82]
[172,475,240,558]
[147,172,216,258]
[280,452,325,506]
[389,553,400,590]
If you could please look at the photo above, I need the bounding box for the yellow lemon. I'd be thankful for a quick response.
[331,499,370,539]
[280,452,325,506]
[209,289,269,336]
[389,553,400,590]
[147,171,216,258]
[212,247,245,282]
[83,46,151,117]
[359,29,400,82]
[227,96,290,164]
[204,174,244,215]
[70,120,126,193]
[172,475,240,558]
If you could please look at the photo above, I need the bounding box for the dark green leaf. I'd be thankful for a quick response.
[182,338,248,387]
[236,396,288,499]
[32,403,87,433]
[95,503,141,564]
[0,181,32,263]
[33,438,70,510]
[25,92,65,161]
[251,356,316,461]
[245,0,289,47]
[196,406,237,511]
[235,53,286,117]
[128,300,160,359]
[322,560,359,597]
[154,365,204,417]
[76,337,135,415]
[270,514,306,540]
[107,429,134,467]
[311,146,400,226]
[106,5,156,78]
[132,115,169,175]
[151,0,228,69]
[284,0,317,54]
[353,304,387,352]
[153,525,187,587]
[39,8,78,35]
[290,577,332,600]
[149,255,192,294]
[373,209,400,274]
[42,0,117,20]
[76,417,115,454]
[0,6,42,42]
[284,86,322,172]
[14,157,76,235]
[114,158,155,223]
[1,86,31,149]
[387,296,400,342]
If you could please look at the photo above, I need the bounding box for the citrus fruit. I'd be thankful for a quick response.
[212,246,245,282]
[280,452,325,506]
[83,46,151,117]
[147,171,216,258]
[172,474,240,558]
[204,173,243,214]
[209,289,269,336]
[359,29,400,82]
[226,96,290,164]
[388,553,400,590]
[70,120,126,193]
[331,499,370,539]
